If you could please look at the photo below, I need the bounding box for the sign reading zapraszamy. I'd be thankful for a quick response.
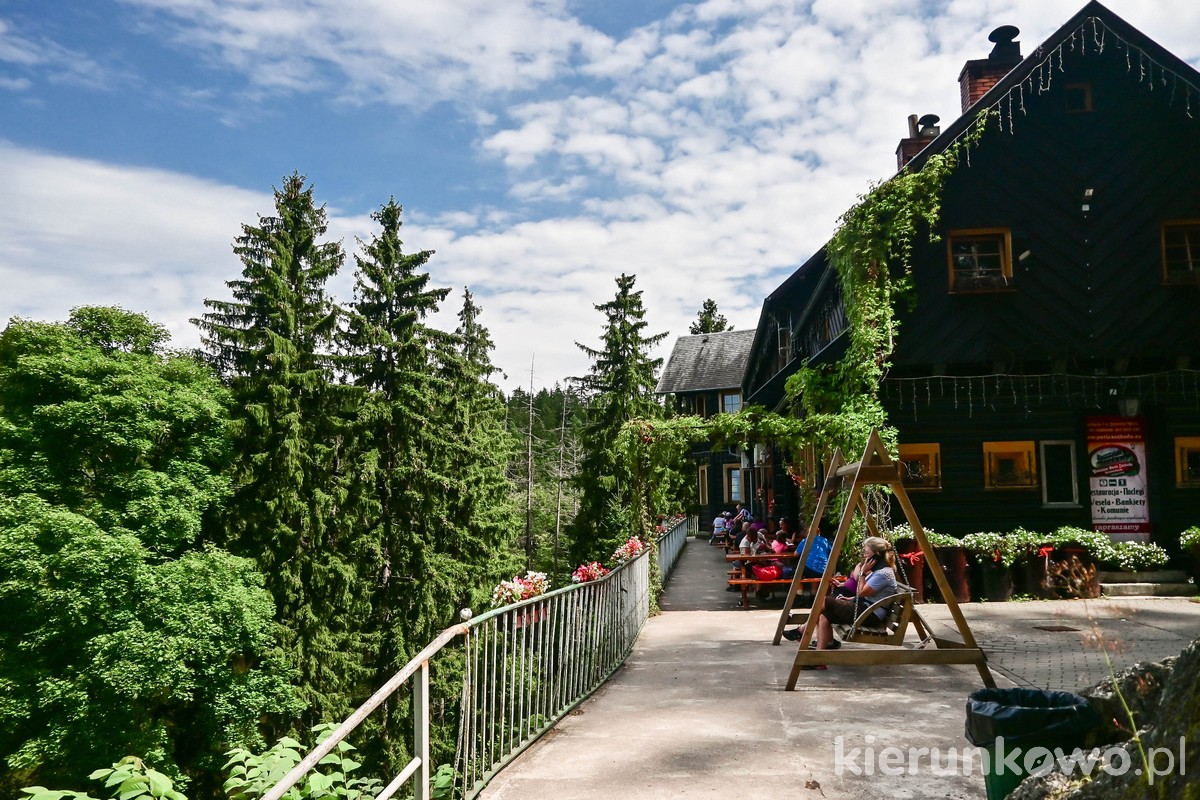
[1087,416,1150,538]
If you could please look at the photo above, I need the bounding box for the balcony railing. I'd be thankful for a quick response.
[258,516,692,800]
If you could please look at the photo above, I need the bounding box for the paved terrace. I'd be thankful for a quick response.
[479,538,1200,799]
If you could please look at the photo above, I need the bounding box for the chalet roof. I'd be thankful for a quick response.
[906,0,1200,173]
[656,329,756,394]
[745,0,1200,406]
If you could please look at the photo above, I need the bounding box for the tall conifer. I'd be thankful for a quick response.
[193,173,366,728]
[571,274,666,562]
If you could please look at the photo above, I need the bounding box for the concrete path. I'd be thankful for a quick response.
[478,538,1200,799]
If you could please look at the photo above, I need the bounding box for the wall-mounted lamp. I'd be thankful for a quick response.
[1117,398,1140,417]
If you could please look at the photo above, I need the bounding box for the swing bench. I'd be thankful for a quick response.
[835,583,928,647]
[774,430,995,690]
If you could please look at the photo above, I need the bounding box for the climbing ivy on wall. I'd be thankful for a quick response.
[624,112,994,499]
[782,110,994,458]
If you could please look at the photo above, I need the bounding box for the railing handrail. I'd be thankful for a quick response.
[258,516,691,800]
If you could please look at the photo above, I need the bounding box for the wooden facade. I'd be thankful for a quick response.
[743,2,1200,553]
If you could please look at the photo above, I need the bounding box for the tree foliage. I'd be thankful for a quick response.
[0,309,295,795]
[0,309,231,556]
[571,274,672,562]
[193,173,368,730]
[688,299,730,334]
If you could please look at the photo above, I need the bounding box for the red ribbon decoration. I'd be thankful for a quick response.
[899,550,924,565]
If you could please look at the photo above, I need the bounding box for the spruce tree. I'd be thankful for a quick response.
[571,274,667,563]
[193,173,366,729]
[438,289,519,588]
[689,298,731,334]
[338,198,454,766]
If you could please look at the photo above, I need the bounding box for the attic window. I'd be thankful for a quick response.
[1065,83,1093,113]
[1162,221,1200,285]
[947,229,1014,293]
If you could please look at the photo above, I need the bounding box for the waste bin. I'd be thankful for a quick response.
[965,688,1100,800]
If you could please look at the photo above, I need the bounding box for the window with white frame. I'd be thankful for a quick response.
[1040,440,1079,506]
[724,464,742,502]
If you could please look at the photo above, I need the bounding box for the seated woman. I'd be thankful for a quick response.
[783,537,898,666]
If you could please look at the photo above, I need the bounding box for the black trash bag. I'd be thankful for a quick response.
[965,688,1101,750]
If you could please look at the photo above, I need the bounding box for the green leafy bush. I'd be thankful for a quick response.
[21,757,185,800]
[1180,526,1200,552]
[1104,541,1170,573]
[961,531,1028,568]
[223,724,381,800]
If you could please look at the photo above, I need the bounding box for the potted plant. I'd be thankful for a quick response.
[571,561,610,583]
[611,536,647,564]
[1181,526,1200,586]
[886,523,925,601]
[962,531,1021,601]
[492,571,551,627]
[1041,526,1103,599]
[1099,541,1170,576]
[925,529,972,604]
[888,525,969,603]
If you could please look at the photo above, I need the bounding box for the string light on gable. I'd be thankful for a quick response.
[944,15,1200,149]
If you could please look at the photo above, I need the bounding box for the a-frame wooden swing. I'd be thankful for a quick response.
[774,429,995,690]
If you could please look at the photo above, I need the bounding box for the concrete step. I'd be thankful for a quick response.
[1100,581,1196,597]
[1098,570,1188,583]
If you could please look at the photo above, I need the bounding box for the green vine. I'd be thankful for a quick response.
[785,111,994,444]
[623,114,993,519]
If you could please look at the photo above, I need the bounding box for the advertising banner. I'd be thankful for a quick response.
[1087,416,1150,538]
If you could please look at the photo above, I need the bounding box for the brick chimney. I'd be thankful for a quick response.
[896,113,940,169]
[958,25,1022,112]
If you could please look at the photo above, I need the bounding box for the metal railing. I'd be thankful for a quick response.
[257,516,691,800]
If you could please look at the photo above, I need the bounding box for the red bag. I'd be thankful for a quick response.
[752,564,781,580]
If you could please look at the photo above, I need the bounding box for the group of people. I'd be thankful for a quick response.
[710,509,901,671]
[713,506,832,594]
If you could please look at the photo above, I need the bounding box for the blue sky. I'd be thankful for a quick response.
[3,0,1200,393]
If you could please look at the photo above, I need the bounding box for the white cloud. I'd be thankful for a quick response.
[7,0,1200,395]
[0,17,121,89]
[0,140,268,347]
[120,0,610,107]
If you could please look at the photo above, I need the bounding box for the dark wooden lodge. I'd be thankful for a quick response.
[656,329,758,530]
[742,1,1200,550]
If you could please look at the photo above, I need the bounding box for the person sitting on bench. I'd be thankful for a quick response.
[783,537,898,660]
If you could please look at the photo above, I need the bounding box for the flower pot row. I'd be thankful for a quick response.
[893,539,1103,603]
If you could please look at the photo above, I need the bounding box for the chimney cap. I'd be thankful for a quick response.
[917,113,941,130]
[988,25,1020,45]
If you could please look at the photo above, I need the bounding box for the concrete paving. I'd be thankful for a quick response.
[478,538,1200,799]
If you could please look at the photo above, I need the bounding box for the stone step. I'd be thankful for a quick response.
[1100,581,1196,597]
[1098,570,1189,583]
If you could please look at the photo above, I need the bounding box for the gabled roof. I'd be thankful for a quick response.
[745,0,1200,405]
[907,0,1200,173]
[656,329,756,394]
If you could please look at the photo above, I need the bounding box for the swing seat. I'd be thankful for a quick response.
[837,584,920,647]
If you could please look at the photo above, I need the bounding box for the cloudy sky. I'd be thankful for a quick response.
[3,0,1200,393]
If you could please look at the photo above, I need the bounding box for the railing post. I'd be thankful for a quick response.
[415,660,430,800]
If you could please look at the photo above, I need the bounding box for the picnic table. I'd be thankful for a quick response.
[725,551,800,608]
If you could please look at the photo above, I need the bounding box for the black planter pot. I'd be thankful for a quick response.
[932,546,972,604]
[976,561,1014,602]
[894,539,925,602]
[1017,554,1051,598]
[1189,547,1200,588]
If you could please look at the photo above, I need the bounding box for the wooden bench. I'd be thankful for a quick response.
[833,584,930,646]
